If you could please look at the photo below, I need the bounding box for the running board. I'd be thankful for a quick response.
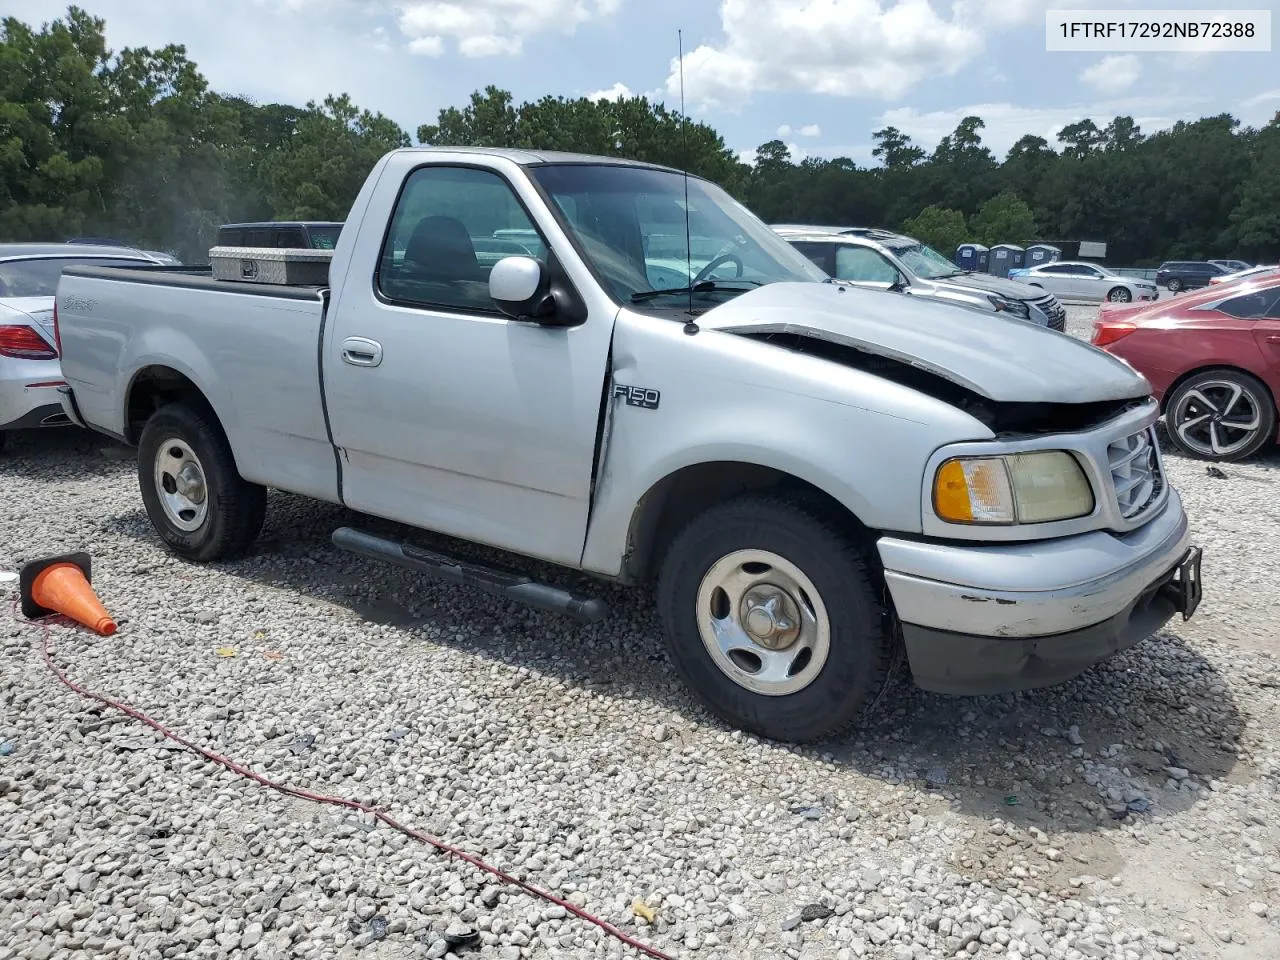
[331,526,609,625]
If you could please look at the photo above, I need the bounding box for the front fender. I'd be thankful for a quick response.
[579,314,994,577]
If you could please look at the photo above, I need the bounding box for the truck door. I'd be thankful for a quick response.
[322,162,616,567]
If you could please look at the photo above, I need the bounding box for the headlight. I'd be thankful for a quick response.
[933,451,1095,525]
[988,295,1030,319]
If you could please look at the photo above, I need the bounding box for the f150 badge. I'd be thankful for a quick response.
[613,383,660,409]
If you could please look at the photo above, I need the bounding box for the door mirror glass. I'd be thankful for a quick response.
[489,256,555,321]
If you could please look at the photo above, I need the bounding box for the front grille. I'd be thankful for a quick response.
[1031,294,1067,331]
[1107,427,1164,520]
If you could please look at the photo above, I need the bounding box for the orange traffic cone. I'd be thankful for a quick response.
[19,552,116,636]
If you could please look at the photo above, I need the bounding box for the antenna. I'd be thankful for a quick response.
[678,29,697,332]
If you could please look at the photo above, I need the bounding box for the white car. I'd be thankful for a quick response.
[1009,261,1158,304]
[0,243,173,453]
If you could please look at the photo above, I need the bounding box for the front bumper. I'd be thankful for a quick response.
[878,490,1201,694]
[0,357,72,431]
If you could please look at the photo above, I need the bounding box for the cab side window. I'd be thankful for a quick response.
[834,246,899,284]
[377,166,549,313]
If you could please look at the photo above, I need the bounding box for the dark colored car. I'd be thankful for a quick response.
[1091,274,1280,461]
[216,221,344,250]
[1155,260,1229,293]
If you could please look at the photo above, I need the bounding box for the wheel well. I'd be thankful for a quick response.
[125,366,216,444]
[621,461,875,584]
[1160,364,1278,416]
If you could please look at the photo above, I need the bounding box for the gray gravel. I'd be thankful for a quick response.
[2,300,1279,960]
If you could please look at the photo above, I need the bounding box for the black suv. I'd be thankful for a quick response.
[1155,260,1229,293]
[216,221,343,249]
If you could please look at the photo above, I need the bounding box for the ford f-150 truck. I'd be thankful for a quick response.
[52,147,1202,742]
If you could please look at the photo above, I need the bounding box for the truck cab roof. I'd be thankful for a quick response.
[399,145,684,173]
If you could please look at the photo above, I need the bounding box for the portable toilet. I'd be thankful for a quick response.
[1025,243,1061,267]
[989,243,1026,278]
[955,242,989,272]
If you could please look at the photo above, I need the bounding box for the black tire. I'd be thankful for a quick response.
[1167,278,1183,293]
[656,495,889,743]
[1163,369,1277,462]
[137,403,267,561]
[0,430,7,455]
[1107,286,1131,303]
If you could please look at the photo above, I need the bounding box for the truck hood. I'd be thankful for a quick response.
[926,270,1048,302]
[696,282,1150,404]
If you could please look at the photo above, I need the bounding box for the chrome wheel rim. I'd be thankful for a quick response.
[695,549,830,696]
[1109,288,1130,302]
[154,439,209,531]
[1171,380,1264,458]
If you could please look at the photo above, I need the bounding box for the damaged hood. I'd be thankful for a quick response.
[924,270,1048,301]
[696,282,1150,404]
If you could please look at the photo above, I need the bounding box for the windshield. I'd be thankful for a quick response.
[883,240,964,280]
[526,163,826,307]
[0,256,151,298]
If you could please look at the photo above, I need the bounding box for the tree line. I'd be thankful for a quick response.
[3,5,1278,265]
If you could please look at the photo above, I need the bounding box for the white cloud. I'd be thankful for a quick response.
[396,0,623,58]
[777,124,792,136]
[667,0,985,109]
[1080,55,1141,94]
[798,123,821,136]
[585,82,634,101]
[874,95,1211,158]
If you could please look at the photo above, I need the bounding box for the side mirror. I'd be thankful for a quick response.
[490,256,556,322]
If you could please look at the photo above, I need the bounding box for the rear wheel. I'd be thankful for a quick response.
[137,403,267,561]
[1107,286,1132,302]
[656,495,890,742]
[1164,369,1276,462]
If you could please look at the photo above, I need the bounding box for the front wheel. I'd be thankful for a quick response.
[656,495,890,742]
[137,403,267,561]
[1167,278,1183,293]
[1107,286,1132,303]
[1164,370,1277,462]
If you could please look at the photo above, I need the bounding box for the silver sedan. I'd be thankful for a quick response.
[1,244,174,453]
[1009,261,1159,304]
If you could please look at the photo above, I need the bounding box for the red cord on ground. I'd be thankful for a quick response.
[23,608,676,960]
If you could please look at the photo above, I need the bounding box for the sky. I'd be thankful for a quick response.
[10,0,1280,166]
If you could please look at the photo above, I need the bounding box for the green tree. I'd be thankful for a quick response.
[900,205,968,255]
[1229,118,1280,259]
[969,191,1037,246]
[261,93,410,221]
[871,126,924,168]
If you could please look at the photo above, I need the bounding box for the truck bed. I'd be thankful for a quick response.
[56,264,340,503]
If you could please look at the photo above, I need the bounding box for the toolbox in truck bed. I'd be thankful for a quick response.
[208,246,333,286]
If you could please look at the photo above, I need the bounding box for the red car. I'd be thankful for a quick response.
[1091,275,1280,462]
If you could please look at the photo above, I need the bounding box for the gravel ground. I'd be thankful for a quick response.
[3,300,1279,960]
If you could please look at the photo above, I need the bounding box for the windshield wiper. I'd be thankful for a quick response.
[630,279,762,302]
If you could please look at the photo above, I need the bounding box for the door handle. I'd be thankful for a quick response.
[1266,335,1280,343]
[341,337,383,367]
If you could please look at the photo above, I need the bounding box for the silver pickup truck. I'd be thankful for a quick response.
[52,147,1202,742]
